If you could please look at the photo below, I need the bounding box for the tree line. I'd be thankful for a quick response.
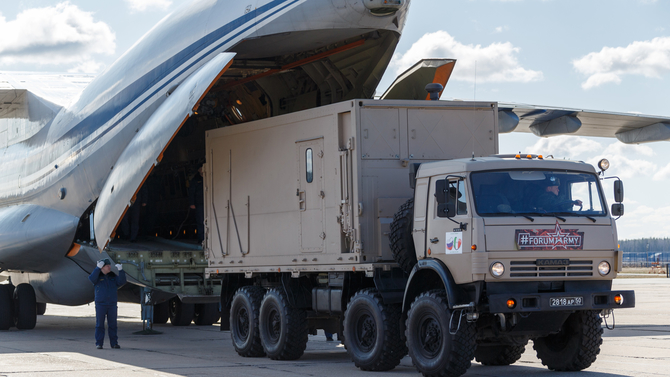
[619,238,670,253]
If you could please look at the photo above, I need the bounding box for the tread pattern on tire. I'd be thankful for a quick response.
[14,283,37,330]
[389,199,417,274]
[474,343,526,366]
[231,286,265,357]
[344,288,407,371]
[533,310,603,371]
[261,288,308,360]
[406,290,476,377]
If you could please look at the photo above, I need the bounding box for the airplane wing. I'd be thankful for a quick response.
[94,53,236,251]
[381,59,456,100]
[499,103,670,144]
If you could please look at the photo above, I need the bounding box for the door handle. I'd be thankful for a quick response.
[430,238,439,244]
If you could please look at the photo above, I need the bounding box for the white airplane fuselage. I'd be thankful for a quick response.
[0,0,409,305]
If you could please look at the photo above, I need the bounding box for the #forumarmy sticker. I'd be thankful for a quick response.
[445,232,463,254]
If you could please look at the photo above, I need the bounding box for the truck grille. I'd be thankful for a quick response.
[509,260,593,278]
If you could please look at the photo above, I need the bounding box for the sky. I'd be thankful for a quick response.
[1,0,669,240]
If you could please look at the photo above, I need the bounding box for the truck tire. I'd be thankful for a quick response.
[36,303,47,316]
[343,288,406,371]
[169,297,195,326]
[533,310,603,371]
[474,342,527,366]
[406,290,476,377]
[194,303,220,326]
[390,199,417,274]
[259,288,308,360]
[230,286,266,357]
[0,285,13,330]
[153,301,169,324]
[14,284,37,330]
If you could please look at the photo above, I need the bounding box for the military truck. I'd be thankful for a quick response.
[203,99,634,376]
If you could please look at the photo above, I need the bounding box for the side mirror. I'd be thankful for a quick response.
[611,203,624,217]
[435,179,448,204]
[614,180,624,203]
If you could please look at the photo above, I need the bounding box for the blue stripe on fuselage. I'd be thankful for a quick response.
[58,0,297,144]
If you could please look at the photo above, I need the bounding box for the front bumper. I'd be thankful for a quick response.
[488,289,635,313]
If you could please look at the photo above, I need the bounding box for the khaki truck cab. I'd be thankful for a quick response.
[393,155,634,376]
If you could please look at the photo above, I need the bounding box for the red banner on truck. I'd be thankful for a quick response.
[515,221,584,250]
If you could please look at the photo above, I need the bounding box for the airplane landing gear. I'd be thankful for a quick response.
[14,283,37,329]
[0,285,13,330]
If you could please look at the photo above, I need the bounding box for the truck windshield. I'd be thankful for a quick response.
[470,170,606,216]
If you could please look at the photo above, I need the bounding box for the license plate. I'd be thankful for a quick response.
[550,296,583,307]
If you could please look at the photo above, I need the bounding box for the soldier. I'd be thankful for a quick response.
[536,176,582,211]
[88,259,126,349]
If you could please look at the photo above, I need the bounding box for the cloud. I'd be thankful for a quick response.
[68,59,106,74]
[390,30,543,83]
[524,136,658,179]
[0,2,114,72]
[652,162,670,180]
[125,0,172,12]
[573,37,670,89]
[494,26,509,33]
[617,204,670,239]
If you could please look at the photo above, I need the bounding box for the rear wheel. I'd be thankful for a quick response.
[0,285,13,330]
[169,297,195,326]
[474,342,527,366]
[533,310,603,371]
[343,288,406,371]
[153,301,169,324]
[14,284,37,330]
[406,290,476,377]
[194,303,220,326]
[230,286,265,357]
[259,288,308,360]
[36,303,47,316]
[389,199,417,274]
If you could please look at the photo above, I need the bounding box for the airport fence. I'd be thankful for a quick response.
[622,251,670,269]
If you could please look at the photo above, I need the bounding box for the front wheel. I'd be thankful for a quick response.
[343,288,406,371]
[259,288,308,360]
[533,310,603,371]
[0,285,14,330]
[14,284,37,329]
[406,290,476,377]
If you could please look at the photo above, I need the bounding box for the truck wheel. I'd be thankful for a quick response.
[390,199,417,274]
[0,285,13,330]
[153,301,169,324]
[230,286,266,357]
[259,288,308,360]
[406,290,476,377]
[36,303,47,316]
[194,303,220,326]
[474,342,527,366]
[533,310,603,371]
[343,288,406,371]
[168,297,195,326]
[14,284,37,330]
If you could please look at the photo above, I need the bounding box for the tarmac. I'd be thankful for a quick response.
[0,278,668,377]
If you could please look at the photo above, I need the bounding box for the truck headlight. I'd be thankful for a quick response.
[598,261,611,276]
[490,262,505,277]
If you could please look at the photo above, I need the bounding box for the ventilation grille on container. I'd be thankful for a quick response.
[509,260,593,278]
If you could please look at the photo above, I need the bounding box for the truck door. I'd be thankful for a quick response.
[427,177,472,271]
[297,138,325,252]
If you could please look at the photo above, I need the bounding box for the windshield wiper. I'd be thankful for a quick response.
[522,212,566,222]
[553,211,597,223]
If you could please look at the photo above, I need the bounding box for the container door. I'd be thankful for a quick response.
[297,139,325,252]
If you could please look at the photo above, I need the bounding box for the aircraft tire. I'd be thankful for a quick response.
[389,199,417,274]
[153,301,169,324]
[168,297,195,326]
[343,288,406,371]
[194,303,220,326]
[0,285,14,330]
[259,288,308,360]
[36,303,47,316]
[14,284,37,330]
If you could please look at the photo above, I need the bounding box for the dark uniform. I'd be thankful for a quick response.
[88,262,126,348]
[188,170,204,243]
